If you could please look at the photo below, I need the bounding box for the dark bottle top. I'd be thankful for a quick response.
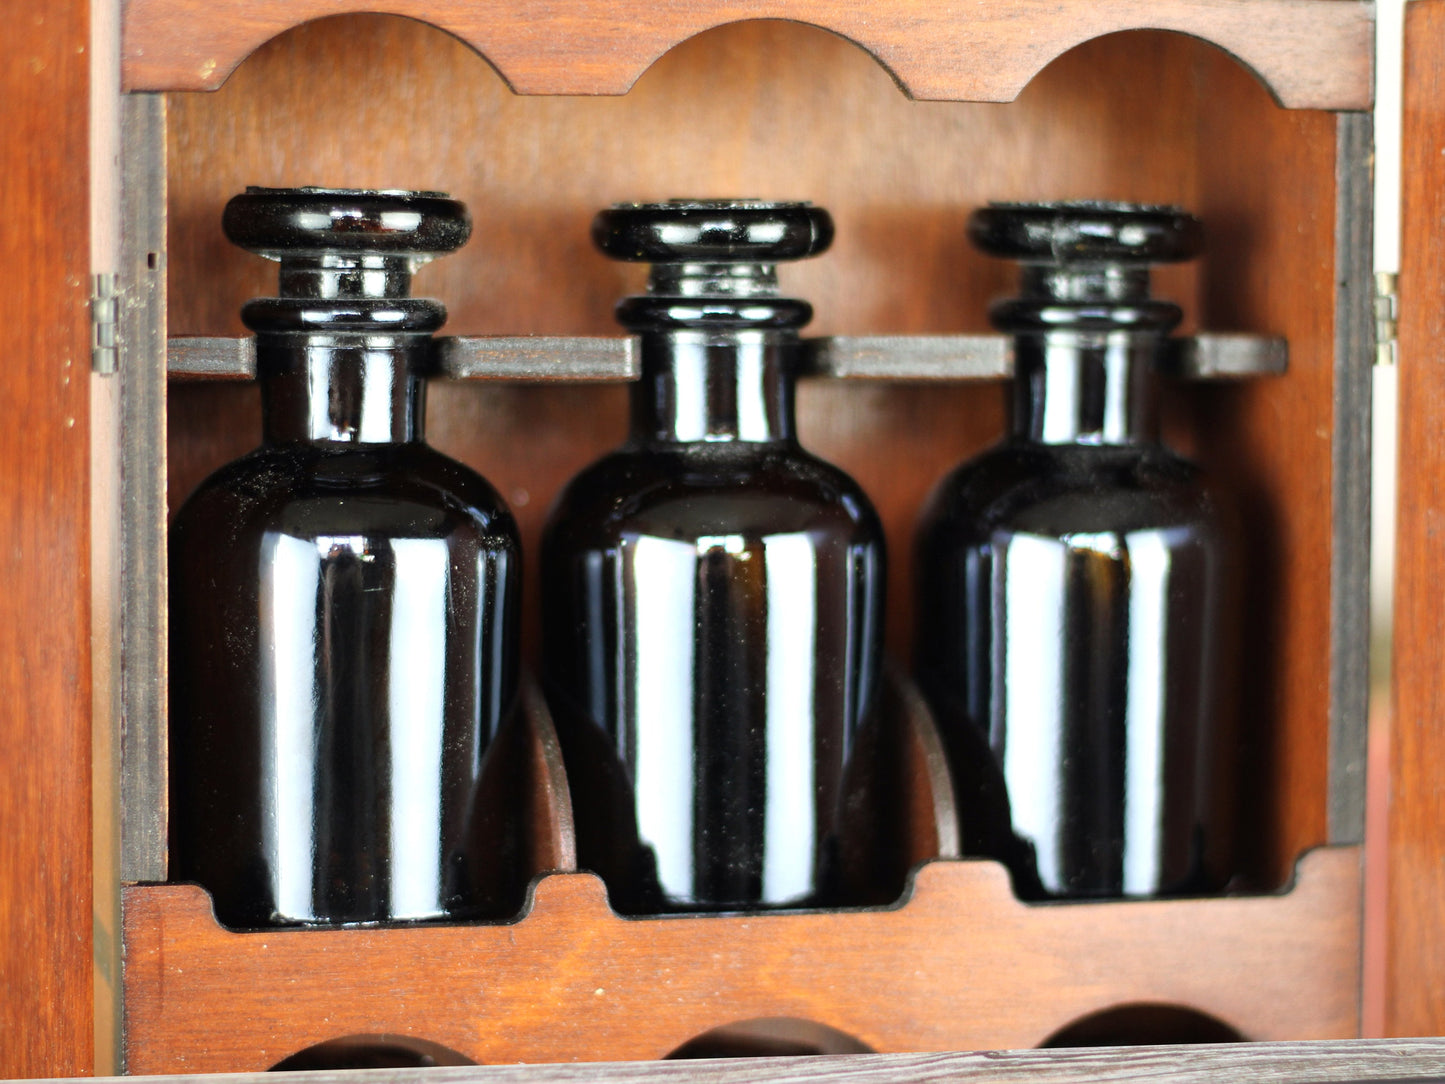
[169,188,521,928]
[542,201,886,913]
[914,202,1230,900]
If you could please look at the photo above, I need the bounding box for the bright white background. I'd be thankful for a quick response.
[1374,0,1403,685]
[1365,0,1403,1035]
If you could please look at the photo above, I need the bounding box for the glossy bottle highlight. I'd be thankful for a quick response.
[542,201,885,914]
[169,188,521,928]
[914,202,1231,900]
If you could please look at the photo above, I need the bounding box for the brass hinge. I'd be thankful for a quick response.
[91,272,119,376]
[1374,270,1398,367]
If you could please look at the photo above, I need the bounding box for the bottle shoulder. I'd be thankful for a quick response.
[171,441,519,550]
[544,441,882,548]
[919,438,1216,541]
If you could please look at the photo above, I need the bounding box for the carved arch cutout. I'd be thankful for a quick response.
[123,0,1370,110]
[665,1017,875,1058]
[1021,26,1298,114]
[1041,1002,1246,1048]
[269,1034,476,1070]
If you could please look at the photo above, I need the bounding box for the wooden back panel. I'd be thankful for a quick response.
[165,16,1339,890]
[1189,46,1340,895]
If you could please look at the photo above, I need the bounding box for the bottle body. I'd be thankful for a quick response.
[170,437,520,927]
[915,437,1225,899]
[547,201,885,913]
[543,435,884,912]
[168,188,522,928]
[915,202,1232,900]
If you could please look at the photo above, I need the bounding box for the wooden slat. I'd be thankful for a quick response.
[167,334,254,379]
[1387,0,1445,1039]
[122,848,1361,1073]
[164,334,1286,382]
[1327,110,1373,849]
[121,0,1372,108]
[118,94,170,886]
[439,336,636,381]
[61,1037,1445,1084]
[804,335,1011,380]
[0,0,95,1074]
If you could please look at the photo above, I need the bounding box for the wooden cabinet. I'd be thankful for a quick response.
[19,0,1445,1075]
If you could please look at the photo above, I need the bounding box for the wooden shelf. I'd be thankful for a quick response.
[121,846,1362,1073]
[121,0,1373,109]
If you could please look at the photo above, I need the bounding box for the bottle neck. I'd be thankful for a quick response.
[632,329,797,445]
[999,262,1175,446]
[259,334,426,445]
[1012,331,1160,445]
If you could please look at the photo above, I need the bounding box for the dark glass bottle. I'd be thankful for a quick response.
[169,188,521,928]
[542,201,886,914]
[914,201,1230,900]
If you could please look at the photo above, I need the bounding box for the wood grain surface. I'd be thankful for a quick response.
[122,846,1361,1073]
[1387,0,1445,1040]
[120,0,1373,110]
[0,0,95,1076]
[1187,42,1341,894]
[67,1037,1445,1084]
[164,16,1341,891]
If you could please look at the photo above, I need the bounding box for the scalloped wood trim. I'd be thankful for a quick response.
[121,0,1373,109]
[122,846,1361,1072]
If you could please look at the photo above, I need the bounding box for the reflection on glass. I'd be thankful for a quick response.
[560,524,876,909]
[980,525,1219,896]
[631,534,699,900]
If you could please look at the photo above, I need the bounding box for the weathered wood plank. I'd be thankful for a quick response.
[66,1036,1445,1084]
